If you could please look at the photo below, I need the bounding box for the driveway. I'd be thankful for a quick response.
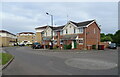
[2,46,118,75]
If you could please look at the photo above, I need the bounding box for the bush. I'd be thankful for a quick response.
[63,45,67,49]
[67,44,72,49]
[92,45,96,49]
[53,46,58,49]
[63,44,72,49]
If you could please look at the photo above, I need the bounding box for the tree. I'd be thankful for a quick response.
[100,33,113,42]
[104,36,113,42]
[106,33,114,40]
[113,30,120,44]
[101,33,106,38]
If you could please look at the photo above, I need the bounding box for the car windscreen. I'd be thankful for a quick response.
[34,42,40,45]
[110,43,116,47]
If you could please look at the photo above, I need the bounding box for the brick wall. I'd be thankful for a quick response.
[86,22,100,46]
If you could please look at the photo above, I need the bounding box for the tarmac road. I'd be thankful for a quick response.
[2,46,118,75]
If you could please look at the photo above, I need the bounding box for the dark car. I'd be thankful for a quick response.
[31,42,41,49]
[108,43,117,49]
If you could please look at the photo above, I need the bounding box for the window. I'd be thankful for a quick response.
[60,40,63,44]
[74,28,76,33]
[79,40,83,43]
[60,30,63,35]
[79,28,83,33]
[66,29,68,34]
[94,28,96,34]
[54,32,57,36]
[46,32,47,36]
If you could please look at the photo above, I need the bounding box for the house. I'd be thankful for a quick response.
[17,32,36,45]
[0,30,17,47]
[35,26,48,44]
[35,20,100,50]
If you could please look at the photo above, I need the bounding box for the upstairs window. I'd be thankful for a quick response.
[54,32,57,36]
[74,28,76,33]
[66,29,68,34]
[79,28,83,33]
[46,32,47,36]
[60,30,63,35]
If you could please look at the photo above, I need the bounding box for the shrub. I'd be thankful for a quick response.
[92,45,96,49]
[64,44,72,49]
[63,45,67,49]
[67,44,72,49]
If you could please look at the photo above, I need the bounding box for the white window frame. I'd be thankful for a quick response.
[79,28,83,33]
[60,30,63,35]
[74,28,76,34]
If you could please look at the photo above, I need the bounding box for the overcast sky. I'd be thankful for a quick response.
[0,2,118,34]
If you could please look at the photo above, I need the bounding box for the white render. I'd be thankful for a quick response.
[43,27,57,37]
[44,27,52,37]
[63,24,76,35]
[18,34,35,36]
[63,23,83,35]
[0,32,16,38]
[36,29,45,32]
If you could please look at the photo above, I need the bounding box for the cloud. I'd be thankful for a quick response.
[1,2,118,34]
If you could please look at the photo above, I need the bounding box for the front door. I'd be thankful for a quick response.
[72,40,77,49]
[74,40,77,49]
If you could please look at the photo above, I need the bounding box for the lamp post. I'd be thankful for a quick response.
[46,12,53,49]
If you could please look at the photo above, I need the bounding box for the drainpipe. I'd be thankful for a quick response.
[96,28,98,49]
[84,27,87,50]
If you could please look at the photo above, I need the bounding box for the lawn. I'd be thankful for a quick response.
[0,53,13,65]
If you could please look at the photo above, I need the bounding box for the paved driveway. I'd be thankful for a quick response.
[2,46,118,75]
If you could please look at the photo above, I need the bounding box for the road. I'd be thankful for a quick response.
[2,46,118,75]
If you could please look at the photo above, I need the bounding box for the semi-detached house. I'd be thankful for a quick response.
[35,20,101,50]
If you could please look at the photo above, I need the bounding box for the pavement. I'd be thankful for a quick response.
[2,46,118,75]
[0,47,5,77]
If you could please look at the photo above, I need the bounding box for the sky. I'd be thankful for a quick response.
[0,2,118,34]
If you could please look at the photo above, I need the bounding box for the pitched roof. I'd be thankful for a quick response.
[50,26,65,30]
[0,30,16,36]
[70,20,94,27]
[35,26,49,30]
[35,20,95,31]
[18,32,35,34]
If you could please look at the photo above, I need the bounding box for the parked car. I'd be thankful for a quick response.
[19,44,25,46]
[108,43,117,49]
[31,42,42,49]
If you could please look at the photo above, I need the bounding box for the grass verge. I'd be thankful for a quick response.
[0,53,13,65]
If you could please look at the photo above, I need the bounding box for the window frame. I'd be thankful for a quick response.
[79,28,83,33]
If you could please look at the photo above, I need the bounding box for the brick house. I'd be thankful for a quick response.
[17,32,36,45]
[35,20,100,50]
[0,30,17,47]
